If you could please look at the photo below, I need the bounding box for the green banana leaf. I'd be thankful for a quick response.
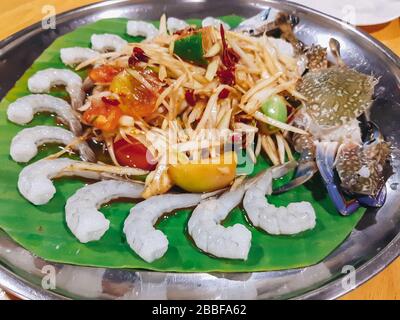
[0,16,365,272]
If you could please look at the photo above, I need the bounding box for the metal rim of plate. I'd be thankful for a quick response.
[0,0,399,300]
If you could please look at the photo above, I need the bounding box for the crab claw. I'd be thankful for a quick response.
[359,122,388,208]
[316,142,360,216]
[271,160,298,178]
[272,160,318,195]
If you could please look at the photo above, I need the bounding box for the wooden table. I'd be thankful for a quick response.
[0,0,399,300]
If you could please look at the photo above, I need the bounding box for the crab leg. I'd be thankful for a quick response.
[357,186,387,207]
[315,142,360,216]
[273,124,319,194]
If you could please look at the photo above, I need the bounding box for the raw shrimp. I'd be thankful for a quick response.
[18,159,147,206]
[27,69,85,110]
[243,168,316,235]
[167,17,189,34]
[202,17,230,30]
[188,187,251,260]
[91,34,128,53]
[7,94,83,135]
[18,159,101,205]
[10,126,95,163]
[60,47,100,67]
[66,180,144,243]
[127,21,159,40]
[123,193,205,263]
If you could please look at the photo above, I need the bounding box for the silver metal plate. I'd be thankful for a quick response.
[0,0,399,300]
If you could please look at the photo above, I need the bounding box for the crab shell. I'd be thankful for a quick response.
[305,45,328,71]
[297,66,378,127]
[335,141,390,196]
[293,66,389,197]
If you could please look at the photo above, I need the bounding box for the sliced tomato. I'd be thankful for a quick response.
[110,69,161,118]
[114,137,157,170]
[89,65,123,83]
[82,99,123,132]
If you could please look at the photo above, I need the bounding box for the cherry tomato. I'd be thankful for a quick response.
[89,65,123,83]
[110,69,161,118]
[83,99,123,132]
[114,137,157,170]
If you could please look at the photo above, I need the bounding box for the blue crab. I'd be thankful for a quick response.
[235,8,328,71]
[236,11,391,214]
[275,39,391,215]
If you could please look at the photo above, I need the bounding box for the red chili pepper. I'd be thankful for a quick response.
[217,25,239,86]
[102,96,120,106]
[185,89,198,106]
[128,56,137,67]
[220,25,240,68]
[134,47,149,62]
[129,47,149,66]
[218,88,230,99]
[217,68,236,86]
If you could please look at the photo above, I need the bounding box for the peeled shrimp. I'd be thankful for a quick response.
[10,126,95,163]
[127,21,159,40]
[18,159,147,206]
[7,94,83,135]
[91,34,128,53]
[188,187,251,260]
[202,17,230,30]
[124,193,205,263]
[28,69,85,110]
[243,168,316,235]
[66,180,144,243]
[18,159,101,205]
[60,47,100,67]
[167,17,189,34]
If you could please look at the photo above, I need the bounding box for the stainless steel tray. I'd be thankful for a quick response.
[0,0,399,300]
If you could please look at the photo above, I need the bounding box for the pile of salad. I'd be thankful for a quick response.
[76,13,307,198]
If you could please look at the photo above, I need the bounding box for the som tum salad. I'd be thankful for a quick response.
[6,9,390,263]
